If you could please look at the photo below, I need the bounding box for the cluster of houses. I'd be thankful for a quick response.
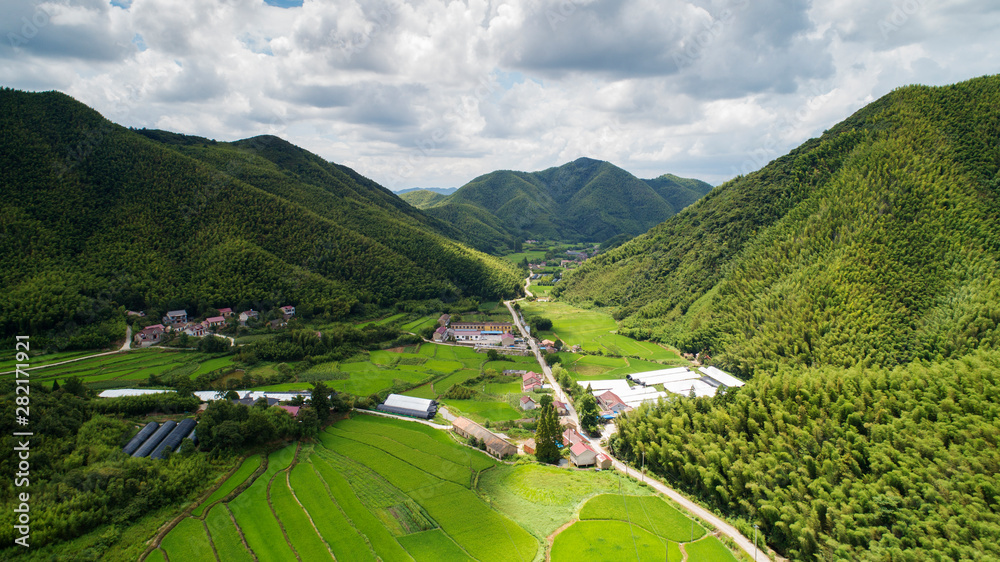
[431,316,529,352]
[583,366,745,418]
[521,422,612,468]
[131,306,296,347]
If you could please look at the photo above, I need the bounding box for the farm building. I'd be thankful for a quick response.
[377,394,438,419]
[433,326,451,342]
[164,310,188,324]
[627,366,744,398]
[521,372,543,392]
[100,388,175,398]
[452,417,517,459]
[553,401,569,416]
[131,420,176,458]
[523,439,536,455]
[278,405,300,417]
[123,422,159,455]
[595,453,613,469]
[570,442,597,467]
[438,314,451,326]
[519,396,536,410]
[450,321,513,334]
[150,418,197,460]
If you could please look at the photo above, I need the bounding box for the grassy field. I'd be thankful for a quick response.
[400,315,439,332]
[685,536,740,561]
[227,447,297,560]
[0,348,100,373]
[477,464,653,538]
[551,520,682,562]
[204,505,254,562]
[522,301,685,363]
[192,454,262,517]
[581,494,706,542]
[503,250,547,264]
[440,398,523,423]
[397,529,473,561]
[160,517,216,562]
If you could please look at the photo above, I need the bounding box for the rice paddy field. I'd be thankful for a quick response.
[551,494,738,562]
[0,347,237,387]
[151,414,539,562]
[521,301,685,363]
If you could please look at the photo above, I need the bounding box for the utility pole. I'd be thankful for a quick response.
[641,450,645,483]
[754,524,759,562]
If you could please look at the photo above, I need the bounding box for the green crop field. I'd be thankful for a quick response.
[441,398,522,423]
[160,517,216,562]
[308,455,414,561]
[193,455,262,517]
[318,415,538,561]
[685,536,740,561]
[397,529,473,561]
[144,548,167,562]
[503,250,547,264]
[270,474,336,561]
[581,494,705,542]
[478,464,652,537]
[551,520,682,562]
[522,301,686,362]
[0,348,98,373]
[401,315,438,332]
[204,505,253,562]
[228,447,297,561]
[2,348,238,386]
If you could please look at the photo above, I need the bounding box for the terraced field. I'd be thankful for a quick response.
[0,348,236,387]
[150,414,538,562]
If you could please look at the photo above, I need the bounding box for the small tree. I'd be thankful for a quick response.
[577,393,602,436]
[311,381,332,422]
[534,402,561,464]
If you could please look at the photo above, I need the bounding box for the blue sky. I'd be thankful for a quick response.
[2,0,998,189]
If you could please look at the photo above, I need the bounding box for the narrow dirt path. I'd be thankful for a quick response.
[201,519,222,562]
[267,443,302,561]
[545,519,577,561]
[226,504,258,561]
[285,463,337,561]
[679,541,688,561]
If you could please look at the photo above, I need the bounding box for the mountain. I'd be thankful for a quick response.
[557,75,1000,377]
[408,158,712,247]
[399,188,450,209]
[395,187,458,196]
[0,88,522,347]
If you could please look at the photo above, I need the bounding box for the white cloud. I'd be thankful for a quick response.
[1,0,998,188]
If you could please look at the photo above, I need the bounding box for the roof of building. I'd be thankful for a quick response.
[700,366,745,388]
[570,441,594,456]
[278,405,300,417]
[167,309,187,316]
[522,372,541,381]
[384,394,436,411]
[553,400,568,410]
[99,388,175,398]
[217,307,232,313]
[206,316,225,323]
[520,396,535,404]
[434,326,448,334]
[598,390,625,405]
[438,313,450,322]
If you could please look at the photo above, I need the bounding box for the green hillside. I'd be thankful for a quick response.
[414,158,712,245]
[0,88,522,348]
[558,75,1000,376]
[399,188,448,209]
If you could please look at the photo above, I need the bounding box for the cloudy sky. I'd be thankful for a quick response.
[2,0,998,189]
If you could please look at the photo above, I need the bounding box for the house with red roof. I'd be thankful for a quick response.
[280,305,296,316]
[553,400,569,416]
[521,372,543,392]
[204,316,225,328]
[519,396,536,410]
[278,405,300,418]
[596,390,629,414]
[217,307,234,317]
[570,441,597,467]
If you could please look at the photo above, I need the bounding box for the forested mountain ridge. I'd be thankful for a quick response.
[409,157,713,247]
[0,88,522,347]
[557,75,1000,376]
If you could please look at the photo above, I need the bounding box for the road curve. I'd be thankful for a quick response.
[503,299,776,561]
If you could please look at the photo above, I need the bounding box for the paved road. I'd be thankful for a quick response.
[503,299,775,561]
